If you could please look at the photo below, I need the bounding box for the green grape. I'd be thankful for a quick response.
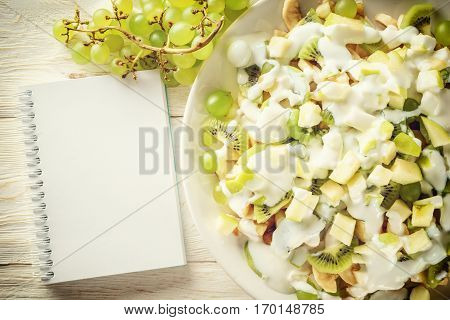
[129,13,153,36]
[91,43,111,64]
[71,42,91,65]
[174,67,198,85]
[200,152,217,173]
[208,12,222,22]
[104,34,124,52]
[161,71,179,87]
[169,22,195,46]
[205,90,233,118]
[208,0,225,13]
[334,0,357,19]
[139,55,158,70]
[168,0,194,8]
[93,9,112,27]
[110,58,128,75]
[435,20,450,46]
[143,2,163,21]
[192,36,214,60]
[225,0,248,11]
[173,52,196,69]
[182,5,203,25]
[53,20,74,42]
[105,19,123,36]
[163,7,182,29]
[224,7,244,21]
[213,183,227,204]
[115,0,133,15]
[120,44,140,58]
[149,29,167,47]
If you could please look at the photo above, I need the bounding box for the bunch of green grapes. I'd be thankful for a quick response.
[52,0,250,86]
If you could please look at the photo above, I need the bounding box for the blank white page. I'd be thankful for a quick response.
[28,71,185,283]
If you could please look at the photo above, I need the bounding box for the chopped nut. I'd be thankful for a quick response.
[375,13,397,27]
[283,0,302,30]
[339,267,357,285]
[355,220,366,242]
[313,267,338,293]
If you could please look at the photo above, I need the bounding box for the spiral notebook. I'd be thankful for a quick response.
[21,71,185,283]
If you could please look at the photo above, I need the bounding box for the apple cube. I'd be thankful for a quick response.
[393,132,422,157]
[320,180,345,207]
[285,187,319,222]
[379,232,400,245]
[296,158,313,180]
[411,203,434,227]
[357,134,377,155]
[347,171,367,202]
[368,50,389,64]
[420,92,441,116]
[403,229,432,255]
[330,212,356,246]
[390,158,423,184]
[416,70,444,93]
[414,196,443,209]
[381,141,397,165]
[410,34,436,53]
[317,81,351,102]
[421,117,450,147]
[298,102,322,128]
[268,36,292,58]
[387,199,412,222]
[367,165,393,187]
[330,151,361,184]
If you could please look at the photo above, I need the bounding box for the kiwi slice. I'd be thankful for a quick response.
[296,290,319,300]
[426,259,448,288]
[307,244,353,274]
[244,64,260,86]
[400,3,433,32]
[204,119,247,154]
[392,122,403,138]
[298,8,322,25]
[381,181,401,209]
[254,191,293,223]
[311,179,327,196]
[298,36,323,64]
[359,41,388,54]
[443,180,450,195]
[244,241,262,278]
[403,98,420,112]
[399,182,421,203]
[321,110,334,127]
[440,67,450,87]
[261,62,275,74]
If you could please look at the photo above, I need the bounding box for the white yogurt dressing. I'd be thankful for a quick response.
[271,216,326,259]
[348,238,447,298]
[247,240,297,293]
[245,144,296,206]
[222,18,450,299]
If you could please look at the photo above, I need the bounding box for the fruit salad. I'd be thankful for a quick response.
[200,0,450,300]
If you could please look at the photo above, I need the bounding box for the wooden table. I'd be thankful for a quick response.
[0,0,250,299]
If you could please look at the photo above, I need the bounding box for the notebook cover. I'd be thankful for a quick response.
[27,71,186,283]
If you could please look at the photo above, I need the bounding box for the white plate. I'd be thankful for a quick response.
[181,0,449,299]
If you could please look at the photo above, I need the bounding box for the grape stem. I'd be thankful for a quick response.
[66,17,224,54]
[108,0,129,27]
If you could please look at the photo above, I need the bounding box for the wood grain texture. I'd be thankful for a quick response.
[0,0,251,299]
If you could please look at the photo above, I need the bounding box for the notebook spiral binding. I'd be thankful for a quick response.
[18,90,54,281]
